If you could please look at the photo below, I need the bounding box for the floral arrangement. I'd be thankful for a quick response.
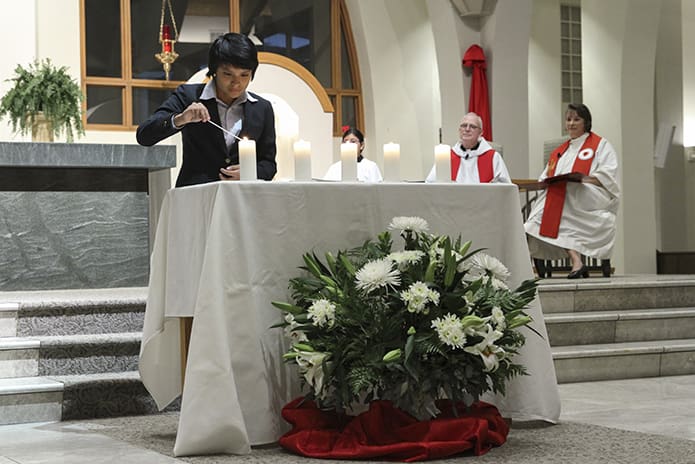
[273,216,539,420]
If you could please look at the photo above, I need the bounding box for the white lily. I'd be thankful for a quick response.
[295,350,329,393]
[464,324,505,372]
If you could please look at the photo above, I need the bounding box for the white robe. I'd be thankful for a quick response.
[425,138,511,183]
[524,132,620,260]
[323,157,383,182]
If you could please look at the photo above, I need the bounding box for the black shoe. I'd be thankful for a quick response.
[567,265,589,279]
[534,259,547,278]
[601,259,612,278]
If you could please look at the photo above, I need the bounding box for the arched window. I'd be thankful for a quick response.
[80,0,361,135]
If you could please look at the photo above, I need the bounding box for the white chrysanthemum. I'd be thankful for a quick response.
[400,281,440,314]
[284,313,308,342]
[355,258,401,293]
[308,299,337,328]
[491,306,506,329]
[388,250,425,270]
[388,216,429,233]
[431,313,467,349]
[490,277,509,290]
[471,253,510,281]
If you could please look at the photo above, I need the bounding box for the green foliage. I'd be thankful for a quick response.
[0,59,84,141]
[274,217,540,420]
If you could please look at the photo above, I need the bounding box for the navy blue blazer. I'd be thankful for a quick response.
[136,84,277,187]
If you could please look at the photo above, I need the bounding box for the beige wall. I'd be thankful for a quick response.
[683,0,695,250]
[347,0,440,181]
[655,0,686,251]
[528,0,562,178]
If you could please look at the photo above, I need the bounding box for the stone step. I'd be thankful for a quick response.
[0,376,63,425]
[538,276,695,313]
[0,287,147,337]
[35,332,141,376]
[0,302,18,337]
[552,338,695,383]
[0,337,40,379]
[545,307,695,346]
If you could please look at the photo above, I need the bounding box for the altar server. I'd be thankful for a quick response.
[323,127,383,182]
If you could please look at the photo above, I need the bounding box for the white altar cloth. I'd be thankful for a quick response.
[139,181,561,457]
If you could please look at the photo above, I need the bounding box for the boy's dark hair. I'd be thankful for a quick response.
[207,32,259,78]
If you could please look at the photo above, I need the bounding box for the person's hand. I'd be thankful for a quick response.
[174,102,211,127]
[219,164,241,181]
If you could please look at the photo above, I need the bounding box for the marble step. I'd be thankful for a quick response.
[545,307,695,346]
[538,276,695,314]
[0,337,40,379]
[0,302,19,337]
[552,338,695,383]
[0,287,147,337]
[0,376,64,425]
[35,332,141,376]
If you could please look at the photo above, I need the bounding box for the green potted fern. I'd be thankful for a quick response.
[0,58,84,142]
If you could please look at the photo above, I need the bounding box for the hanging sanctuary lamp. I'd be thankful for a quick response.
[155,0,179,80]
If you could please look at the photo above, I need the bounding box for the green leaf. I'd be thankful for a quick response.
[302,253,323,278]
[271,301,305,314]
[339,253,357,276]
[293,343,314,352]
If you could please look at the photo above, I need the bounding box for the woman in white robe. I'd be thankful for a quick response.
[323,127,383,182]
[524,103,620,279]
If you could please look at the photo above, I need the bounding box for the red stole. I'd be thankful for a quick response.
[450,149,495,182]
[539,132,602,238]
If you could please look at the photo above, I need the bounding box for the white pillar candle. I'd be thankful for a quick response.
[434,144,451,183]
[238,138,257,181]
[341,142,358,181]
[293,139,312,181]
[383,142,400,182]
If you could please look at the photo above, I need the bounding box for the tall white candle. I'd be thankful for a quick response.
[341,142,358,181]
[238,138,257,181]
[293,139,312,181]
[434,144,451,183]
[383,142,400,182]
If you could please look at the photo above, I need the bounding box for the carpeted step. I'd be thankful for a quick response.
[36,332,141,376]
[552,338,695,383]
[0,287,147,337]
[49,371,179,420]
[545,307,695,346]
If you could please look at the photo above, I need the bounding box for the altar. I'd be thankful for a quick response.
[138,181,561,457]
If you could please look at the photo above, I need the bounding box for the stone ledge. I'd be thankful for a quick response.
[0,142,175,171]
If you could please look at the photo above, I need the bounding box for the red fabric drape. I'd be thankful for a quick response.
[279,398,509,462]
[462,45,492,141]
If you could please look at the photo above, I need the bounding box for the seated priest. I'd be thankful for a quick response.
[425,112,510,183]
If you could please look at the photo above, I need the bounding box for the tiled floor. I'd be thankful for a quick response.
[0,375,693,463]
